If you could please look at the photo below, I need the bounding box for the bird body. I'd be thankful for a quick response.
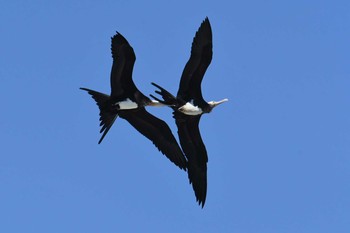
[151,17,228,207]
[80,32,187,171]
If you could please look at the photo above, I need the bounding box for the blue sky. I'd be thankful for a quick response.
[1,0,349,232]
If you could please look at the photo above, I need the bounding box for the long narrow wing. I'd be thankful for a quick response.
[177,17,212,108]
[174,112,208,207]
[110,32,138,99]
[119,108,187,170]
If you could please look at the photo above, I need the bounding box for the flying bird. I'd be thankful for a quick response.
[151,17,228,207]
[80,32,187,170]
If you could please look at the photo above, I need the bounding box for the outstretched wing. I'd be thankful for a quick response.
[119,108,187,170]
[177,17,212,109]
[110,32,138,99]
[174,112,208,207]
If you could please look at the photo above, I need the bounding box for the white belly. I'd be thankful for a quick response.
[117,98,138,110]
[178,102,203,115]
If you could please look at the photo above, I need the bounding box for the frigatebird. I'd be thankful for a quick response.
[80,32,187,170]
[151,17,228,207]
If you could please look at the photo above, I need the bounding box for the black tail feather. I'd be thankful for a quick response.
[149,94,166,105]
[80,87,117,144]
[151,82,178,107]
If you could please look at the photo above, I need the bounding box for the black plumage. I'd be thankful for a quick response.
[81,32,187,171]
[151,17,227,207]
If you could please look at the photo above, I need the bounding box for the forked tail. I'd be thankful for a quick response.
[80,87,117,144]
[150,82,178,107]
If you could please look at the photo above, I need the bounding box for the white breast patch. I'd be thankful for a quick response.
[178,102,203,115]
[117,98,138,110]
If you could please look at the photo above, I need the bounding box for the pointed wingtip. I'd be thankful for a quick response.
[190,16,212,57]
[198,197,206,208]
[111,31,128,44]
[202,17,211,28]
[112,30,122,38]
[187,164,207,208]
[196,190,207,208]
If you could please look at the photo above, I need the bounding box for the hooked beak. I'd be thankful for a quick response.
[211,98,228,107]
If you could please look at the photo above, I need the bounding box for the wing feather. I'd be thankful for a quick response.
[174,112,207,207]
[177,17,212,108]
[110,33,138,99]
[119,108,187,170]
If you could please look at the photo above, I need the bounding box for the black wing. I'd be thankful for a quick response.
[110,32,138,100]
[177,17,212,109]
[174,112,208,207]
[119,108,187,170]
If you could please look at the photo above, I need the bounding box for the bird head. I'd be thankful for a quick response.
[207,98,228,111]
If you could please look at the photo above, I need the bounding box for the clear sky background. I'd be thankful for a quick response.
[1,0,349,232]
